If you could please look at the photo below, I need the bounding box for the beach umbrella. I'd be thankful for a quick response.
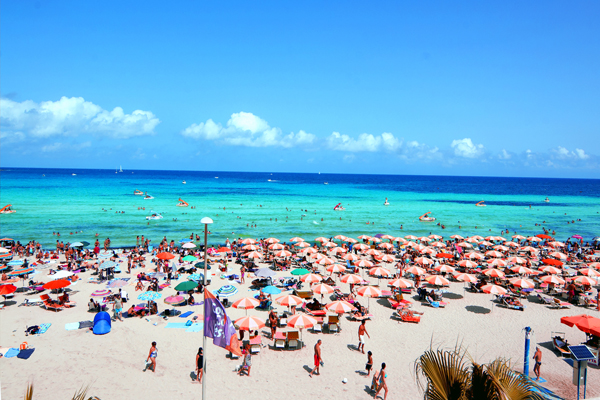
[487,259,507,268]
[255,268,276,278]
[138,291,162,301]
[268,243,285,251]
[481,284,507,295]
[157,252,175,260]
[357,286,382,298]
[43,279,71,290]
[353,243,369,251]
[0,252,13,261]
[287,313,317,329]
[107,279,128,288]
[317,257,335,266]
[369,267,391,277]
[289,237,305,242]
[549,252,567,260]
[579,268,600,277]
[435,264,456,273]
[326,300,354,314]
[453,273,478,283]
[457,242,473,248]
[323,242,338,248]
[542,259,563,267]
[290,268,310,276]
[301,273,323,283]
[507,256,526,264]
[315,237,329,243]
[0,265,9,272]
[522,246,539,253]
[420,247,436,255]
[262,285,281,295]
[232,297,260,309]
[450,235,464,240]
[326,264,346,274]
[541,275,565,285]
[493,245,509,252]
[295,242,311,248]
[370,237,382,243]
[97,250,112,259]
[182,242,196,249]
[300,248,318,256]
[549,241,565,248]
[509,278,535,289]
[431,241,446,248]
[467,252,485,260]
[345,238,358,244]
[485,250,503,258]
[92,289,112,297]
[330,247,347,254]
[242,244,259,251]
[506,242,520,248]
[214,285,239,298]
[275,295,303,307]
[512,235,526,240]
[510,266,533,275]
[245,251,263,259]
[7,259,24,266]
[415,257,434,266]
[574,276,597,286]
[9,267,34,276]
[560,315,600,337]
[217,247,232,254]
[274,250,292,258]
[587,262,600,269]
[164,295,185,305]
[405,266,426,276]
[379,254,395,263]
[426,275,450,286]
[235,316,266,331]
[539,266,561,275]
[0,284,17,296]
[343,254,359,261]
[354,260,374,268]
[341,274,363,284]
[175,281,199,292]
[404,235,418,240]
[389,278,414,288]
[483,268,505,278]
[365,249,381,257]
[418,237,431,242]
[333,235,348,241]
[312,283,334,295]
[458,260,478,268]
[240,238,256,245]
[69,242,84,248]
[182,255,198,262]
[265,238,280,244]
[99,261,118,270]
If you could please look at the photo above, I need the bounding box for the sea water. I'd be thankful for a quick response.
[1,168,599,248]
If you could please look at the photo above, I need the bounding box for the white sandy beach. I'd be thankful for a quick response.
[1,252,599,400]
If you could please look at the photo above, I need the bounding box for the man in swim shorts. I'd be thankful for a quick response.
[358,320,370,354]
[309,340,322,377]
[533,347,542,380]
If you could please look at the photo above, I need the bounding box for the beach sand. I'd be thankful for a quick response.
[1,252,599,400]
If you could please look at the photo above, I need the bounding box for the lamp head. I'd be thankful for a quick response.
[201,217,214,225]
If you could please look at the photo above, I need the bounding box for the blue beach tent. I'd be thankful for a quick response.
[93,311,111,335]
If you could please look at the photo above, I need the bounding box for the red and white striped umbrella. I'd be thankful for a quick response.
[431,241,446,248]
[245,251,263,259]
[405,266,426,276]
[458,260,478,268]
[343,253,359,261]
[287,313,317,329]
[435,264,456,273]
[418,236,431,242]
[265,238,280,244]
[389,278,414,288]
[456,242,472,248]
[381,234,395,240]
[487,259,507,268]
[241,238,256,245]
[354,259,374,268]
[274,250,292,258]
[275,294,304,307]
[549,241,565,247]
[574,276,597,285]
[370,238,382,243]
[549,252,567,260]
[378,243,394,250]
[527,237,542,242]
[506,242,520,248]
[341,274,363,284]
[415,257,434,266]
[334,235,347,240]
[450,235,464,240]
[540,265,561,274]
[453,273,478,283]
[420,247,437,255]
[393,237,407,243]
[425,275,450,286]
[312,283,334,295]
[326,264,346,274]
[466,237,480,243]
[512,235,526,240]
[507,256,526,264]
[429,234,443,240]
[295,242,311,248]
[467,252,485,260]
[365,249,381,256]
[324,242,338,248]
[522,246,539,253]
[493,245,509,252]
[326,300,355,314]
[483,268,505,278]
[331,247,347,254]
[235,316,265,331]
[588,262,600,269]
[579,268,600,277]
[471,235,485,241]
[357,286,382,298]
[485,250,503,258]
[379,254,395,263]
[353,243,370,251]
[345,238,358,244]
[301,247,318,254]
[289,237,305,242]
[509,278,535,289]
[358,235,371,240]
[479,241,494,247]
[404,235,418,240]
[541,275,565,285]
[232,297,260,309]
[481,284,507,295]
[510,265,533,275]
[369,267,391,277]
[301,273,323,283]
[269,243,285,250]
[315,237,329,243]
[317,257,335,265]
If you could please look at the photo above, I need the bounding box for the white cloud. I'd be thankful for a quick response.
[343,154,356,163]
[499,149,511,160]
[0,97,159,139]
[553,146,590,160]
[181,112,315,148]
[451,138,484,158]
[326,131,401,152]
[42,142,63,152]
[574,149,589,160]
[41,141,92,153]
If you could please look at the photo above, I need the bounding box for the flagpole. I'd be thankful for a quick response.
[201,217,213,400]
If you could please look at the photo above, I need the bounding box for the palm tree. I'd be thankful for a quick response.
[414,346,544,400]
[24,383,92,400]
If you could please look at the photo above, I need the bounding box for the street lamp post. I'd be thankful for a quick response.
[200,217,213,400]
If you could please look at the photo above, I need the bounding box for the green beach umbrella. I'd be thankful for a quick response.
[175,281,199,292]
[182,255,198,262]
[291,268,310,276]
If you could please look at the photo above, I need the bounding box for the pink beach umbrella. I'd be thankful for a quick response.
[369,267,391,277]
[341,274,363,284]
[425,275,450,286]
[389,278,414,288]
[579,268,600,277]
[312,283,334,295]
[450,235,464,240]
[301,273,323,283]
[164,295,185,305]
[325,300,355,314]
[275,295,304,307]
[453,273,478,283]
[235,316,266,331]
[574,276,597,286]
[287,313,317,329]
[481,284,507,295]
[483,268,505,278]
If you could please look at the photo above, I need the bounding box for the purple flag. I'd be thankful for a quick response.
[204,290,242,356]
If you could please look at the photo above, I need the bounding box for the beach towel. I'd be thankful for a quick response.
[65,322,79,331]
[17,348,35,360]
[4,348,20,358]
[179,311,193,318]
[37,323,51,335]
[165,323,188,329]
[79,320,93,329]
[190,301,204,306]
[185,322,204,333]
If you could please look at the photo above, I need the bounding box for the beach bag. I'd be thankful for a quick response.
[20,342,29,350]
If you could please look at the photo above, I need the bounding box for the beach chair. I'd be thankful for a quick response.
[249,336,262,354]
[41,295,64,312]
[287,330,300,350]
[325,315,340,333]
[537,294,553,305]
[501,296,525,311]
[551,298,570,309]
[395,308,420,323]
[426,297,447,308]
[350,313,373,321]
[551,332,571,358]
[274,333,286,350]
[582,296,598,309]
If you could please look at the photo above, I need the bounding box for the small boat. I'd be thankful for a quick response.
[119,165,123,173]
[476,201,486,207]
[384,197,390,206]
[544,197,550,203]
[215,177,219,179]
[0,205,15,214]
[72,173,77,176]
[419,211,436,222]
[324,182,329,185]
[333,203,345,211]
[182,180,186,184]
[115,168,118,174]
[134,190,144,196]
[146,213,163,220]
[144,195,154,200]
[177,198,189,207]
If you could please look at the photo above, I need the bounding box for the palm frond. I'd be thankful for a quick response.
[415,348,470,400]
[486,359,544,400]
[24,383,33,400]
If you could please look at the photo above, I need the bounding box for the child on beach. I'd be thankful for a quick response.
[366,351,373,377]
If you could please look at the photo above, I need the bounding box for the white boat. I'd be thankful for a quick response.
[72,173,76,176]
[144,195,154,200]
[324,182,329,185]
[215,177,219,179]
[384,197,390,206]
[146,213,163,220]
[419,211,436,221]
[544,197,550,203]
[476,201,486,207]
[134,190,144,196]
[182,180,186,184]
[119,165,123,173]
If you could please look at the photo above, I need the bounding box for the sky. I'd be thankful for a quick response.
[1,1,599,178]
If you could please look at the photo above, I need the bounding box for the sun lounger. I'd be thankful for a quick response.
[325,315,340,333]
[41,297,64,312]
[350,313,373,321]
[501,297,525,311]
[551,298,570,309]
[426,297,447,308]
[273,331,286,349]
[249,336,262,353]
[552,335,571,358]
[394,308,421,323]
[537,294,553,305]
[287,331,300,350]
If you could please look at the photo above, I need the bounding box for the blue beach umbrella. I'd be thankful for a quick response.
[7,259,24,266]
[262,285,281,295]
[9,267,34,276]
[138,291,162,302]
[0,265,9,271]
[98,251,112,259]
[69,242,84,248]
[188,273,204,282]
[180,239,193,243]
[214,284,238,297]
[100,261,118,270]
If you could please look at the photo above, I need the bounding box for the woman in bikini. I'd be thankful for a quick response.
[147,341,158,372]
[374,362,388,399]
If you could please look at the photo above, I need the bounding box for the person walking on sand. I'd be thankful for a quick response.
[195,347,203,382]
[113,295,123,321]
[533,347,542,380]
[366,351,373,377]
[358,320,370,354]
[147,341,158,372]
[374,362,388,399]
[309,339,322,377]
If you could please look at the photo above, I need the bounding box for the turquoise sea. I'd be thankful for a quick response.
[0,168,599,248]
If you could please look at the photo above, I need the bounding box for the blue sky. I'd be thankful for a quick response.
[1,1,599,178]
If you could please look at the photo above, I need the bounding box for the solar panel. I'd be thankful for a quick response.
[568,345,596,361]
